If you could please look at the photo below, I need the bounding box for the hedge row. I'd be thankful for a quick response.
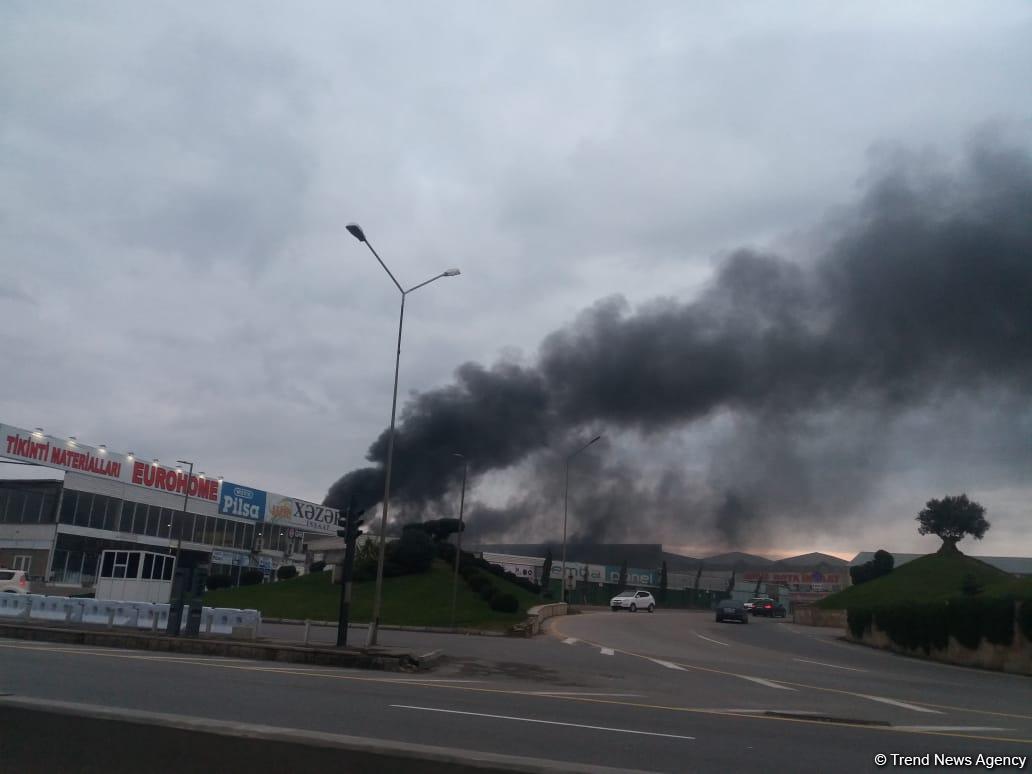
[848,597,1030,653]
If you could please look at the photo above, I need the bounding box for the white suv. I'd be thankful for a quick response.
[0,568,29,594]
[610,590,656,613]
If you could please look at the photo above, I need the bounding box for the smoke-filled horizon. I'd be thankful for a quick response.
[325,142,1032,548]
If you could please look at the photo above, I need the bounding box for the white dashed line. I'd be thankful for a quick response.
[793,658,866,672]
[391,705,696,740]
[600,647,615,656]
[858,695,942,714]
[737,676,796,691]
[695,633,730,647]
[562,637,578,645]
[893,726,1010,732]
[649,658,687,671]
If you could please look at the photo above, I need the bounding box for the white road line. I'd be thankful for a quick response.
[858,695,943,714]
[390,705,696,741]
[562,637,578,645]
[737,676,797,691]
[893,726,1011,732]
[793,658,866,672]
[649,658,687,671]
[600,647,615,656]
[528,692,644,697]
[695,633,730,647]
[379,679,483,684]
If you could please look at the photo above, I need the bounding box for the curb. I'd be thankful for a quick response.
[262,617,507,637]
[0,621,428,671]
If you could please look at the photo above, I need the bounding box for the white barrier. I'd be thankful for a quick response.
[0,594,260,637]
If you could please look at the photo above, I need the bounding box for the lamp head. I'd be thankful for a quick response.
[346,223,367,243]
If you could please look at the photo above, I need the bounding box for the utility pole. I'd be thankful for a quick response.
[449,453,468,629]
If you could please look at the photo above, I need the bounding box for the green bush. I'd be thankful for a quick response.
[479,583,497,602]
[980,597,1015,647]
[1019,601,1032,642]
[388,529,436,574]
[947,596,983,649]
[240,569,265,586]
[490,593,519,613]
[309,561,326,573]
[847,608,873,639]
[466,573,488,592]
[276,565,298,581]
[205,573,233,591]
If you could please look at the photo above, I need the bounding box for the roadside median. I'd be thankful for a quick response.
[0,620,436,671]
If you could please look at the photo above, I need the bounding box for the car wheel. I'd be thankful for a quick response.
[715,615,722,623]
[630,603,637,613]
[743,616,749,623]
[611,606,618,612]
[648,604,655,613]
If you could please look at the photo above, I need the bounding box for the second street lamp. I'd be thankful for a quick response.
[449,452,469,629]
[346,221,461,647]
[561,435,601,604]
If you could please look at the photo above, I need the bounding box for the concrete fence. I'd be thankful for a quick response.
[0,593,260,638]
[792,605,847,628]
[518,602,569,636]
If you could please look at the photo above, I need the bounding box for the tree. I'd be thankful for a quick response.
[916,494,990,553]
[618,560,628,589]
[541,549,553,595]
[659,560,668,603]
[849,549,895,586]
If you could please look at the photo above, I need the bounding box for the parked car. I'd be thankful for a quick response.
[610,590,656,612]
[750,598,787,617]
[715,599,749,623]
[744,596,768,611]
[0,568,29,594]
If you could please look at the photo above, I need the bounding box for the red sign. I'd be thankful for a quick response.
[5,432,123,480]
[131,461,218,501]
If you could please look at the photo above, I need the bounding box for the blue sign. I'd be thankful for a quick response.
[218,481,266,520]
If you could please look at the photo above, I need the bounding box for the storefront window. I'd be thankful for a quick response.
[157,509,172,539]
[73,493,93,528]
[6,490,26,523]
[59,491,76,524]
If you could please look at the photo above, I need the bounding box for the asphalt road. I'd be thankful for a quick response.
[1,610,1029,773]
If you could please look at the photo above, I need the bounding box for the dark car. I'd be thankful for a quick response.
[715,599,749,624]
[750,598,787,618]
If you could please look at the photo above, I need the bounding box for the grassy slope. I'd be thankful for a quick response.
[204,559,540,629]
[817,551,1017,609]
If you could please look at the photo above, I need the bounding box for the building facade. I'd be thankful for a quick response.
[0,422,340,590]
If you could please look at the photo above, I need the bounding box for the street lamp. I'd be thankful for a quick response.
[346,221,461,647]
[561,435,601,604]
[175,460,194,562]
[449,452,469,629]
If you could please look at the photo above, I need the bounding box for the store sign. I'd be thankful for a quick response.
[2,424,125,481]
[265,492,340,536]
[742,571,843,585]
[130,460,218,501]
[218,482,266,520]
[211,549,247,566]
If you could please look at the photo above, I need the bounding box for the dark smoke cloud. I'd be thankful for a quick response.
[326,142,1032,545]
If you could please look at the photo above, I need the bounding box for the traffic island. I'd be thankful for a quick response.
[0,620,436,671]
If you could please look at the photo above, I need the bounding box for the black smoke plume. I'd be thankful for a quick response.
[325,143,1032,546]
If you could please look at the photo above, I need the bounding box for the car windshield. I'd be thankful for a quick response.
[615,591,635,597]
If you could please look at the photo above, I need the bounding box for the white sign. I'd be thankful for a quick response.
[265,492,340,536]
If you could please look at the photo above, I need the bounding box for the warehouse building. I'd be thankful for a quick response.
[0,421,339,591]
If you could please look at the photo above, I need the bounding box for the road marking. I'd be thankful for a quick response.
[4,639,1030,745]
[695,633,730,647]
[793,658,866,672]
[529,692,643,698]
[737,676,796,691]
[858,695,942,714]
[562,637,578,645]
[648,658,687,671]
[390,705,696,741]
[600,647,615,656]
[893,726,1011,732]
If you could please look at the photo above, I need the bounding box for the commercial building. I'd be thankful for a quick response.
[0,421,340,591]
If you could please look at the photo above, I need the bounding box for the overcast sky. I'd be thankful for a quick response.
[2,2,1030,559]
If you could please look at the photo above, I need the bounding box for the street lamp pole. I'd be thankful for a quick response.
[346,222,460,647]
[174,460,194,565]
[450,452,468,629]
[561,435,601,604]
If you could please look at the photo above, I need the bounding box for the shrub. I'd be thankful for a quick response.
[205,574,233,591]
[309,561,326,573]
[947,597,983,649]
[466,573,488,592]
[847,608,873,640]
[276,565,298,581]
[437,542,457,564]
[479,583,497,602]
[961,573,982,596]
[388,529,436,574]
[240,569,265,586]
[490,593,519,613]
[1019,601,1032,642]
[980,597,1015,647]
